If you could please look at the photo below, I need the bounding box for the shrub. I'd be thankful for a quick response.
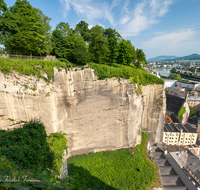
[189,106,195,116]
[178,106,186,121]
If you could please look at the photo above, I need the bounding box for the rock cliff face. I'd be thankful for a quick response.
[0,68,166,158]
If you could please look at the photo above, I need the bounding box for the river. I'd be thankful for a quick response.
[154,64,178,77]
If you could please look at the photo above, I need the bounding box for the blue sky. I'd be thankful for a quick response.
[5,0,200,59]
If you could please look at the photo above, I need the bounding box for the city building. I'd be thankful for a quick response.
[188,96,200,112]
[175,91,186,99]
[167,86,185,95]
[163,79,177,88]
[176,81,199,90]
[163,123,197,146]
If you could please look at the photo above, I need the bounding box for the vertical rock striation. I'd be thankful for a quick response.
[0,68,166,158]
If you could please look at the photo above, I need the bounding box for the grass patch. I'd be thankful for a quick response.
[0,57,164,94]
[89,63,164,94]
[68,132,160,190]
[0,57,79,82]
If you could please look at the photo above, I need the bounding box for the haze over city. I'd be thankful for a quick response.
[5,0,200,59]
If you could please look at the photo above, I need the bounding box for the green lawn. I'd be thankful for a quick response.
[68,132,160,190]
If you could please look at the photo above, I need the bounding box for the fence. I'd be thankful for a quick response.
[0,54,57,61]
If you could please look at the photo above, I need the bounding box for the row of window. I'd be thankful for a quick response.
[165,140,194,144]
[165,137,194,140]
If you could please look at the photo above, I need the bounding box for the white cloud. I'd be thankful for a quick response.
[110,0,121,10]
[120,0,172,37]
[120,15,130,25]
[60,0,173,37]
[142,29,195,49]
[60,0,116,26]
[88,24,93,29]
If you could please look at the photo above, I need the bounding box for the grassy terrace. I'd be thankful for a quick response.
[68,132,160,190]
[0,57,164,94]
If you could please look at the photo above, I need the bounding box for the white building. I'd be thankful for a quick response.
[163,123,197,146]
[163,79,177,88]
[176,81,199,90]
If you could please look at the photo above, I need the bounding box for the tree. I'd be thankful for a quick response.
[52,22,89,64]
[168,73,181,80]
[117,39,136,65]
[189,106,195,116]
[135,48,146,67]
[103,28,121,63]
[74,21,91,44]
[0,0,51,56]
[89,25,110,63]
[34,8,52,55]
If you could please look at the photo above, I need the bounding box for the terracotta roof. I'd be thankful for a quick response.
[165,114,173,123]
[177,91,186,94]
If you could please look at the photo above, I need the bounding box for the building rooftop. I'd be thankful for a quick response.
[163,79,177,83]
[165,114,173,123]
[168,87,185,94]
[164,123,197,133]
[178,80,199,85]
[187,150,200,180]
[188,96,200,101]
[170,113,182,123]
[166,94,185,115]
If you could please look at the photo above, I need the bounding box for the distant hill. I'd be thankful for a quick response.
[173,53,200,61]
[147,55,177,62]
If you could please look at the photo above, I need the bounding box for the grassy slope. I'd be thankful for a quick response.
[0,58,164,90]
[68,132,160,190]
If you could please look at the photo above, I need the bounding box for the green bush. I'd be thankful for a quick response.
[0,120,54,171]
[189,106,195,116]
[178,106,186,121]
[0,121,73,189]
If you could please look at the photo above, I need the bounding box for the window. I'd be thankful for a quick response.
[192,142,194,143]
[165,137,167,139]
[165,140,167,142]
[181,138,183,140]
[185,141,187,143]
[181,141,182,143]
[186,138,187,140]
[175,141,177,143]
[192,138,194,140]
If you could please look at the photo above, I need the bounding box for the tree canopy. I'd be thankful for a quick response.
[0,0,51,56]
[168,73,181,80]
[0,0,148,67]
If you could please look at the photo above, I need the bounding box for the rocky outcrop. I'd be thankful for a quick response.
[0,68,166,158]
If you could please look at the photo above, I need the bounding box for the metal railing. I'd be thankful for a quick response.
[0,54,57,60]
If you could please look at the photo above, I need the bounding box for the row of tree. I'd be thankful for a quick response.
[0,0,146,66]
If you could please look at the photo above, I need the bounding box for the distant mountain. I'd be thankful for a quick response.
[147,55,177,62]
[173,53,200,61]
